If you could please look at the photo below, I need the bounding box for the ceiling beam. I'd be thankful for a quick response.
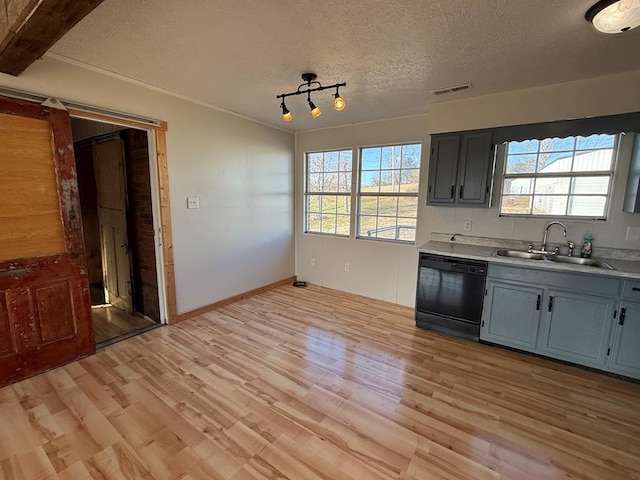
[0,0,105,76]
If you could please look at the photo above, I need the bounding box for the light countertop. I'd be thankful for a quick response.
[418,241,640,280]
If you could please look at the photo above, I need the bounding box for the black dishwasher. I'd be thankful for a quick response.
[415,253,487,341]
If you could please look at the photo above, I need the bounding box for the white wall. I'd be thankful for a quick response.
[0,57,295,315]
[295,116,429,307]
[296,70,640,307]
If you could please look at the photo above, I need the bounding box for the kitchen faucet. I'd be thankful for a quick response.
[541,221,567,253]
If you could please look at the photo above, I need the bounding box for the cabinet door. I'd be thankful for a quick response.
[427,135,459,204]
[609,301,640,379]
[481,280,543,352]
[457,131,494,206]
[539,290,614,368]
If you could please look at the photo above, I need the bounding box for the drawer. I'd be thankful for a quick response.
[488,263,620,297]
[621,280,640,301]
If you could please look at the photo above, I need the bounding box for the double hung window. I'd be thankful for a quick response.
[500,133,618,219]
[304,143,422,243]
[357,144,422,242]
[304,149,353,236]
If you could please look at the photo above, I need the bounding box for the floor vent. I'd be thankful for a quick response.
[432,83,472,95]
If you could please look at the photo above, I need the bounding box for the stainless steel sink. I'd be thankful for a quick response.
[493,249,614,270]
[546,255,614,270]
[494,250,545,260]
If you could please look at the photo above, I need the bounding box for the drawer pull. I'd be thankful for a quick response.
[632,287,640,292]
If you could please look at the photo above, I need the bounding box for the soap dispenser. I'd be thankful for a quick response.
[580,235,593,258]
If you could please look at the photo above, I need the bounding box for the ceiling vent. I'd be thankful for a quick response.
[432,83,472,96]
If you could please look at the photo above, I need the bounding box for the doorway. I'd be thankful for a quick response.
[72,118,162,346]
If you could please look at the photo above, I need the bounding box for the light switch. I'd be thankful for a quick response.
[187,197,200,209]
[626,226,640,241]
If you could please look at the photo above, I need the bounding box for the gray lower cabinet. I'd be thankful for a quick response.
[538,289,615,369]
[609,301,640,379]
[479,264,636,377]
[481,280,543,352]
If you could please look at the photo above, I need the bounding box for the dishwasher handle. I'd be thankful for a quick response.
[420,255,487,275]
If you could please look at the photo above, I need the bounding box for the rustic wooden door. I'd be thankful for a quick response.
[0,97,95,387]
[93,138,133,314]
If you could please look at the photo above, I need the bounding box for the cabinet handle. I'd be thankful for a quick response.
[459,185,464,199]
[0,268,28,277]
[620,307,626,325]
[547,296,554,312]
[450,185,455,199]
[536,294,541,311]
[632,287,640,292]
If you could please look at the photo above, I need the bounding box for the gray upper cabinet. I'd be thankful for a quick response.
[457,132,494,205]
[427,135,459,204]
[427,130,494,207]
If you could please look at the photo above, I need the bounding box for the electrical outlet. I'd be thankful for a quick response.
[344,263,350,272]
[464,220,472,232]
[627,226,640,241]
[187,197,200,209]
[311,258,316,266]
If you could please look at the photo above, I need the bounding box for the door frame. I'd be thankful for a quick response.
[68,109,177,324]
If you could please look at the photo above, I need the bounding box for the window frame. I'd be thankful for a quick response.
[303,148,354,238]
[356,142,422,244]
[498,134,621,221]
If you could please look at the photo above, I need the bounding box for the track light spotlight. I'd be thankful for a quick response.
[308,98,322,118]
[281,101,292,122]
[333,89,345,111]
[276,73,346,122]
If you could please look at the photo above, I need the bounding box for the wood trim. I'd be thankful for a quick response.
[0,0,106,76]
[0,0,40,53]
[67,109,168,132]
[70,109,177,325]
[176,276,297,323]
[154,129,178,324]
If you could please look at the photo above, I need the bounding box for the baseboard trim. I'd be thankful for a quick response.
[175,275,297,323]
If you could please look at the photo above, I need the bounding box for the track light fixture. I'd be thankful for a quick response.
[276,73,346,121]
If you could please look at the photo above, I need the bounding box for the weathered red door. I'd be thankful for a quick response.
[0,96,94,387]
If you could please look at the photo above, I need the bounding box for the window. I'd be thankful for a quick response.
[499,133,618,219]
[304,149,353,236]
[357,144,422,242]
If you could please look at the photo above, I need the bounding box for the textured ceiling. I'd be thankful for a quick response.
[48,0,640,132]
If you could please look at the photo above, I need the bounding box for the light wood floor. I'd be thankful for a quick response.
[92,304,157,345]
[1,285,640,479]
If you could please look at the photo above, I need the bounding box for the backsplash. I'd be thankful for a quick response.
[430,232,640,261]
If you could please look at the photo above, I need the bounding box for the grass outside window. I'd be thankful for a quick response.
[357,144,422,243]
